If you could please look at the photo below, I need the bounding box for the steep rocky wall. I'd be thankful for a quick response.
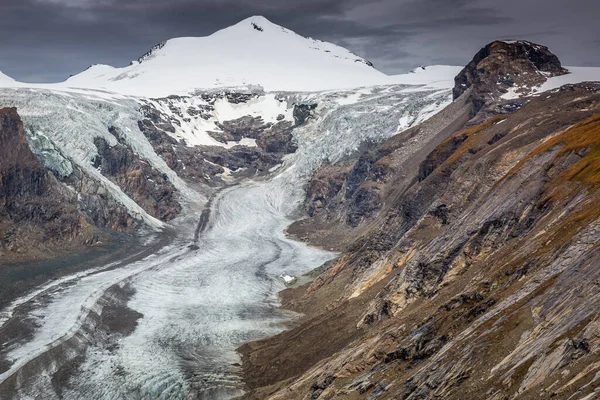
[287,90,472,249]
[453,40,567,113]
[241,83,600,399]
[93,133,181,222]
[0,108,97,263]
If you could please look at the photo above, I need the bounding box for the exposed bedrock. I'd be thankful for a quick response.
[138,97,315,182]
[242,83,600,399]
[137,107,225,185]
[92,134,181,222]
[0,108,97,263]
[453,40,567,113]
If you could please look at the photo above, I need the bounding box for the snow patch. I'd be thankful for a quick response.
[281,275,297,285]
[538,67,600,92]
[391,65,464,89]
[148,93,293,148]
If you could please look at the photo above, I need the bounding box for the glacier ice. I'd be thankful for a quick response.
[0,82,452,399]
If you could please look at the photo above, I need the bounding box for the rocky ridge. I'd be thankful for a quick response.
[0,108,98,262]
[454,40,567,113]
[240,44,600,400]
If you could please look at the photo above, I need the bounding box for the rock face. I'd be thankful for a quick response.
[209,115,297,154]
[138,96,308,182]
[241,83,600,399]
[138,104,225,185]
[92,133,181,221]
[453,40,567,111]
[0,108,96,262]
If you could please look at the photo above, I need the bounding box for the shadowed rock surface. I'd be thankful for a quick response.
[0,108,97,264]
[92,133,181,221]
[138,98,306,183]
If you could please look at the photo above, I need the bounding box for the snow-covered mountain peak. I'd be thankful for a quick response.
[0,16,468,97]
[222,15,290,35]
[61,16,390,97]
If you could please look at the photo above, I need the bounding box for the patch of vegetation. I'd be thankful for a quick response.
[533,113,600,186]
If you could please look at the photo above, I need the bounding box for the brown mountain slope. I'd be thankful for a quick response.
[0,107,97,263]
[240,83,600,399]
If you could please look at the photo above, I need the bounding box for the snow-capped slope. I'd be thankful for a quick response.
[0,17,464,97]
[500,66,600,100]
[392,65,463,89]
[0,71,15,85]
[64,16,393,96]
[538,66,600,92]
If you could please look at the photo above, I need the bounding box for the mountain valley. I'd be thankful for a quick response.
[0,15,599,400]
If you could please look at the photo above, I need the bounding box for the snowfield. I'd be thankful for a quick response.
[63,16,386,96]
[500,66,600,100]
[0,71,15,84]
[538,66,600,92]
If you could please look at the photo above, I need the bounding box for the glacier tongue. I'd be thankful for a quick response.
[0,83,452,399]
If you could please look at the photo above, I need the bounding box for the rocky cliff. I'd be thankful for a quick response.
[0,108,97,263]
[453,40,567,113]
[240,50,600,399]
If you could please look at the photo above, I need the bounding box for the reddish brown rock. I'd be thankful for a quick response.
[0,108,97,263]
[241,84,600,400]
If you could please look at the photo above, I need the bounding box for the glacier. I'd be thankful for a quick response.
[0,13,599,400]
[0,82,451,399]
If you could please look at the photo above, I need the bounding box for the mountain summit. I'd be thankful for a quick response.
[453,40,568,110]
[65,16,391,97]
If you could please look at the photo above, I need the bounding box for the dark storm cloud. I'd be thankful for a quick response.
[1,0,598,82]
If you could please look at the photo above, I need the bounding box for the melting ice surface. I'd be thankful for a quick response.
[64,182,334,399]
[0,84,451,399]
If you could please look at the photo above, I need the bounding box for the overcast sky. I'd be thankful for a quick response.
[2,0,599,82]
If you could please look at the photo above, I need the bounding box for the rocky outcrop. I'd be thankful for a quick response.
[209,116,269,144]
[453,40,568,112]
[138,97,310,182]
[138,105,224,185]
[208,115,298,155]
[241,83,600,399]
[293,103,318,126]
[288,91,473,249]
[0,108,97,263]
[92,133,181,221]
